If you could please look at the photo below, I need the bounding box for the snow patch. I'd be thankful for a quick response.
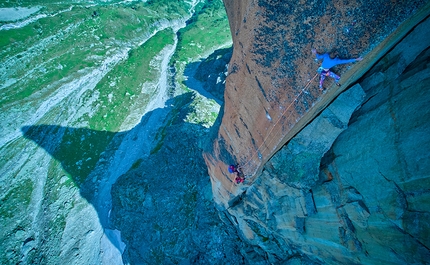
[0,7,42,22]
[0,6,73,31]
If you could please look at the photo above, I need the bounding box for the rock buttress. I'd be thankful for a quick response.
[225,15,430,264]
[203,0,430,209]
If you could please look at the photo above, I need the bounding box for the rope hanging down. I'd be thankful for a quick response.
[230,73,319,187]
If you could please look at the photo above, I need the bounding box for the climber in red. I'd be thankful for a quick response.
[235,175,245,184]
[312,48,363,90]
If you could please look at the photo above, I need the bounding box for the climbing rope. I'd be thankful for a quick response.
[229,72,319,188]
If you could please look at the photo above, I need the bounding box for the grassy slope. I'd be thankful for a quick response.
[0,2,185,264]
[173,0,231,127]
[0,0,232,263]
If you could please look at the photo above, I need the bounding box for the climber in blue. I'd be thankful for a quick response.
[312,48,362,90]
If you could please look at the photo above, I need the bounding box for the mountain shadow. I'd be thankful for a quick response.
[20,93,189,255]
[21,92,194,196]
[21,92,247,264]
[184,46,232,104]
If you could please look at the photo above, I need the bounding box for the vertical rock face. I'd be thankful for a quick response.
[317,17,430,263]
[204,0,430,263]
[226,84,367,263]
[204,0,429,209]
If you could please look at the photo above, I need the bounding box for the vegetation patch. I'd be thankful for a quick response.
[0,178,33,220]
[88,28,175,132]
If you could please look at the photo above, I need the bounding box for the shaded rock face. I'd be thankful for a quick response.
[204,0,428,209]
[194,47,232,101]
[318,17,430,263]
[226,84,366,264]
[215,12,430,265]
[110,94,247,264]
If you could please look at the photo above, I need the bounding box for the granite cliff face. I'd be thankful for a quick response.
[204,0,430,263]
[205,0,429,208]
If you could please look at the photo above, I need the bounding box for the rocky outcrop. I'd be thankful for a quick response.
[225,84,366,263]
[194,47,232,102]
[317,16,430,263]
[204,0,430,263]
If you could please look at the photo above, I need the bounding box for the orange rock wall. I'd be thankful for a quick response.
[204,0,430,209]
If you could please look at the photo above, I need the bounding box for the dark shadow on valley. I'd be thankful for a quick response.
[21,85,244,263]
[18,45,250,263]
[21,93,202,257]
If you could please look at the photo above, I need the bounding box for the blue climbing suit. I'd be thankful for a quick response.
[315,53,357,89]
